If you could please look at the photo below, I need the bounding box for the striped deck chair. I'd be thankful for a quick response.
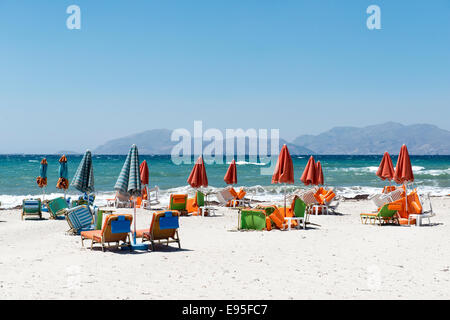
[45,197,69,219]
[22,199,42,220]
[64,205,94,235]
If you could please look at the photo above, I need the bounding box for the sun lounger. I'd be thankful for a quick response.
[360,204,399,226]
[81,214,132,251]
[45,197,69,219]
[135,211,181,250]
[141,186,160,209]
[64,205,94,235]
[168,194,188,215]
[187,191,218,216]
[239,210,270,230]
[284,196,308,230]
[216,189,235,206]
[22,199,42,220]
[107,191,133,208]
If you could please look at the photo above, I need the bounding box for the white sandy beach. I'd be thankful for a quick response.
[0,197,449,300]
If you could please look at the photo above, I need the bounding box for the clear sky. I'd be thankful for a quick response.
[1,0,449,153]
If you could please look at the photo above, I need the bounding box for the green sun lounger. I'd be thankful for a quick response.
[240,210,267,230]
[46,197,69,219]
[22,199,42,220]
[360,204,399,226]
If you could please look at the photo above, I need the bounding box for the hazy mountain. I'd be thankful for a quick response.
[293,122,450,155]
[94,123,450,155]
[94,129,314,155]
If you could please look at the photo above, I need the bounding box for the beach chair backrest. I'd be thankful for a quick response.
[228,187,238,199]
[218,189,234,203]
[196,191,205,207]
[47,197,69,216]
[102,214,132,242]
[301,189,317,205]
[379,204,397,218]
[293,198,307,218]
[169,194,187,210]
[23,199,41,213]
[240,210,266,230]
[151,211,180,240]
[237,188,246,200]
[66,205,93,231]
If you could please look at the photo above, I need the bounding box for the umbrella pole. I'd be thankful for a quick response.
[133,196,137,244]
[284,184,287,212]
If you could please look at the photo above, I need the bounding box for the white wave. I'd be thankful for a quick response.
[2,184,450,209]
[417,168,450,176]
[28,160,39,163]
[227,161,267,166]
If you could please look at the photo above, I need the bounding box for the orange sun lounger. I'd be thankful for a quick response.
[135,210,181,251]
[81,214,133,251]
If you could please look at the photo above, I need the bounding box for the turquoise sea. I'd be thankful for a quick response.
[1,154,449,208]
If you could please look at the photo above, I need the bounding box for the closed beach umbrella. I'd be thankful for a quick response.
[300,156,317,186]
[140,160,149,201]
[36,158,48,200]
[315,161,324,186]
[114,145,142,248]
[188,156,208,188]
[36,158,48,188]
[394,144,414,216]
[394,145,414,184]
[114,144,142,197]
[71,150,95,195]
[376,152,395,182]
[140,160,149,186]
[56,155,69,196]
[224,159,237,185]
[272,144,294,209]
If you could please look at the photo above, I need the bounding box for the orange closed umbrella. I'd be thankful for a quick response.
[272,145,295,185]
[188,156,208,188]
[300,156,317,186]
[140,160,149,201]
[394,145,414,184]
[394,144,414,216]
[272,144,294,210]
[140,160,149,186]
[224,160,237,185]
[376,152,395,181]
[315,161,324,186]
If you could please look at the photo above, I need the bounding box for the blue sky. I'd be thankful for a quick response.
[0,0,449,153]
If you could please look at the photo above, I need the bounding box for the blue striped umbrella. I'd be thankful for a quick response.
[114,144,142,196]
[114,144,143,249]
[71,150,95,194]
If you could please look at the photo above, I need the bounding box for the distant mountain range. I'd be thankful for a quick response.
[94,129,314,155]
[293,122,450,155]
[93,122,450,155]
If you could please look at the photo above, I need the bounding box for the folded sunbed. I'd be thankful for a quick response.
[240,210,270,231]
[64,205,94,235]
[22,199,42,220]
[81,214,133,251]
[45,197,69,219]
[135,211,181,251]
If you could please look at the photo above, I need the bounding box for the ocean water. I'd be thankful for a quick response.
[1,154,449,208]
